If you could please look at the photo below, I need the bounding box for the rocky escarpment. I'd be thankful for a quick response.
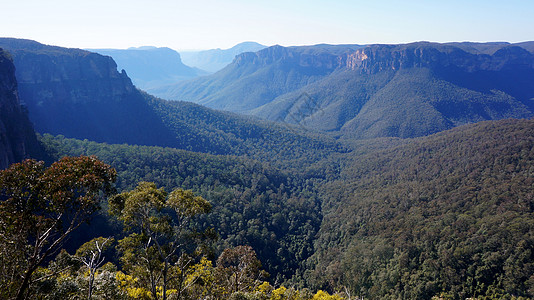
[234,44,353,71]
[344,42,534,74]
[0,39,135,102]
[0,38,177,147]
[0,48,39,169]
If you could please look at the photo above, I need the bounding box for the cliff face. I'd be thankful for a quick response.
[0,38,177,147]
[234,42,534,75]
[0,49,39,169]
[15,50,135,104]
[234,45,347,71]
[344,43,534,73]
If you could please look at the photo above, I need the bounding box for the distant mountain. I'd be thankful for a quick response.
[163,42,534,139]
[179,41,267,73]
[89,43,267,101]
[0,48,40,169]
[89,46,207,91]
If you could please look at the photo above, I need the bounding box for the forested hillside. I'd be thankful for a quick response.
[309,119,534,299]
[35,118,534,299]
[143,94,348,167]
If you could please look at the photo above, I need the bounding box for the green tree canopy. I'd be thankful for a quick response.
[109,181,212,300]
[216,245,267,295]
[0,156,116,300]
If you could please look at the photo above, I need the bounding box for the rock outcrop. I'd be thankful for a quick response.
[0,48,39,169]
[234,44,349,71]
[344,42,534,73]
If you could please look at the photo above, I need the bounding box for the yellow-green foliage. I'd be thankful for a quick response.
[312,290,344,300]
[184,256,218,298]
[271,286,287,300]
[116,271,152,299]
[252,281,341,300]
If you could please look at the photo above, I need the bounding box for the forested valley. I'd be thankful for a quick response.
[0,39,533,299]
[2,118,532,299]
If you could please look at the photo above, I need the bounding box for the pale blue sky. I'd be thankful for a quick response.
[2,0,533,50]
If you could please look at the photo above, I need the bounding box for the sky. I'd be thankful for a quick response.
[1,0,533,51]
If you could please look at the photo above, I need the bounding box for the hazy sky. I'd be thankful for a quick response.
[2,0,533,50]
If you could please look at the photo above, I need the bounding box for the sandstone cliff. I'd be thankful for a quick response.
[0,48,39,169]
[343,42,534,73]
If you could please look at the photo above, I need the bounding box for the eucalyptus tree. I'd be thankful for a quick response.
[74,236,115,299]
[109,181,212,300]
[0,156,116,300]
[215,245,266,295]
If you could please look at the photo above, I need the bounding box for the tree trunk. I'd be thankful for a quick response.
[16,265,37,300]
[88,269,95,299]
[162,261,168,300]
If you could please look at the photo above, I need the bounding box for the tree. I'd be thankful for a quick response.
[74,236,115,299]
[109,181,212,300]
[215,245,267,295]
[312,290,344,300]
[182,256,218,299]
[0,156,116,300]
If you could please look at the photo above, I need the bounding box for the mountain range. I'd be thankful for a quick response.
[90,42,266,98]
[0,38,345,162]
[161,42,534,138]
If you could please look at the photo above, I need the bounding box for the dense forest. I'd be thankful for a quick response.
[310,119,534,299]
[0,146,342,299]
[1,119,531,299]
[39,133,324,284]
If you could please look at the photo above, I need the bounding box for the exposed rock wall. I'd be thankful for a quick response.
[0,48,38,169]
[344,43,534,73]
[234,45,346,71]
